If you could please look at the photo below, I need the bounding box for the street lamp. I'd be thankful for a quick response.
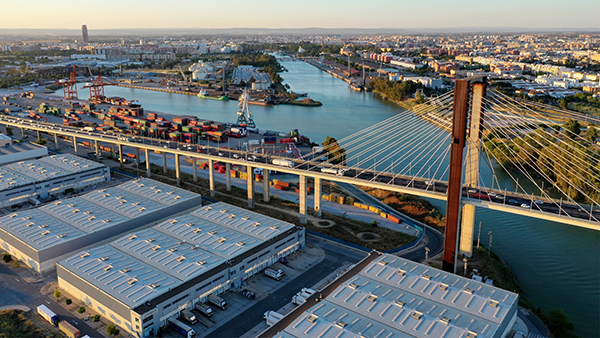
[463,256,468,276]
[425,247,430,263]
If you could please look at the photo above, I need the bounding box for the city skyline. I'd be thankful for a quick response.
[1,0,599,30]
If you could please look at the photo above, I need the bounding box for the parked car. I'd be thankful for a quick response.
[241,289,256,300]
[520,203,531,209]
[278,257,288,264]
[508,199,519,205]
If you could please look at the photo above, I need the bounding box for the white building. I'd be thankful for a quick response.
[261,253,518,338]
[0,141,48,165]
[0,154,109,208]
[58,202,304,338]
[0,178,202,272]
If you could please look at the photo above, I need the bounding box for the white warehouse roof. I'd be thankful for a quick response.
[275,254,518,338]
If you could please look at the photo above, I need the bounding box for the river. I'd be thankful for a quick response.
[63,60,598,336]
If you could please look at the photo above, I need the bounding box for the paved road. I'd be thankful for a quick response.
[206,236,367,338]
[338,182,444,262]
[0,263,102,338]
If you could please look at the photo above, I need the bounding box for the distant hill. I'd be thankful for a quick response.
[0,26,598,38]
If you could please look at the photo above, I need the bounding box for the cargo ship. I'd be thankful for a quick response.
[197,90,229,101]
[349,82,364,92]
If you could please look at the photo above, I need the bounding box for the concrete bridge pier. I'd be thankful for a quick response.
[226,163,231,192]
[247,165,255,208]
[175,154,181,186]
[136,148,140,166]
[73,136,77,153]
[208,159,215,197]
[162,152,167,174]
[263,169,270,202]
[37,130,41,142]
[118,144,123,168]
[299,175,307,224]
[145,148,151,178]
[54,133,59,150]
[314,177,322,217]
[20,127,24,139]
[192,158,197,182]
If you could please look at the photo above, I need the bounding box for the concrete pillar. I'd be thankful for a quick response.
[20,128,24,139]
[54,133,59,150]
[94,140,99,159]
[460,82,486,258]
[136,148,140,166]
[314,177,322,217]
[111,143,116,153]
[37,130,41,142]
[299,175,307,224]
[247,165,254,208]
[145,148,151,178]
[208,159,215,197]
[162,152,167,174]
[263,169,270,202]
[118,144,123,168]
[73,136,77,153]
[226,163,231,192]
[192,158,197,182]
[175,154,181,186]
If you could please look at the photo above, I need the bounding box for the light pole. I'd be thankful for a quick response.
[477,221,481,249]
[463,256,468,276]
[425,247,430,263]
[488,231,493,257]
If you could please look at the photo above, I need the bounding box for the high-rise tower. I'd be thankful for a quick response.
[82,25,89,44]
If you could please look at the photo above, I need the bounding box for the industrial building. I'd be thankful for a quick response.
[0,141,48,165]
[0,153,109,208]
[0,178,202,272]
[266,253,518,338]
[57,202,305,338]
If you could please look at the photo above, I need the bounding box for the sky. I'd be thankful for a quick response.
[2,0,599,30]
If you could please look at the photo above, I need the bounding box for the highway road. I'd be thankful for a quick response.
[1,114,597,231]
[339,182,444,262]
[0,263,102,338]
[206,236,367,338]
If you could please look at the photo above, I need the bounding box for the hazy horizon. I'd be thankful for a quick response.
[2,0,599,31]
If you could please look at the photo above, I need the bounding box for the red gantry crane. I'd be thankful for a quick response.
[82,66,117,104]
[59,65,78,100]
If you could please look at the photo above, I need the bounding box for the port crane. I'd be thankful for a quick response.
[58,65,78,100]
[82,66,117,104]
[237,88,255,128]
[178,66,191,91]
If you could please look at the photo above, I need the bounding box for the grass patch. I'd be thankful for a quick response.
[0,309,59,338]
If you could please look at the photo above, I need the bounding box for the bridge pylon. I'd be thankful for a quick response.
[443,77,486,273]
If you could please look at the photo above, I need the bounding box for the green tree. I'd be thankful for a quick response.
[558,99,568,109]
[563,119,581,139]
[53,289,61,302]
[415,90,425,104]
[77,306,86,314]
[34,139,47,145]
[5,125,13,136]
[65,299,72,305]
[93,315,100,322]
[2,253,11,263]
[587,126,598,142]
[547,308,576,337]
[106,323,120,337]
[322,136,346,165]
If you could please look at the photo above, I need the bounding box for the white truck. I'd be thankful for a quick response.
[194,302,213,317]
[207,294,227,310]
[264,267,284,281]
[167,317,196,338]
[321,167,346,176]
[292,288,318,306]
[272,159,293,167]
[181,309,197,325]
[263,310,284,326]
[82,126,95,132]
[37,304,59,327]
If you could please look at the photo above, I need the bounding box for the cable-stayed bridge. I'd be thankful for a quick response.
[1,77,598,272]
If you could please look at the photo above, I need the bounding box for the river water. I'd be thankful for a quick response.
[64,61,598,336]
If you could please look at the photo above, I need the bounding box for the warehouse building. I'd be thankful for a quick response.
[0,153,109,208]
[0,178,202,272]
[0,140,48,165]
[57,202,305,338]
[265,253,518,338]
